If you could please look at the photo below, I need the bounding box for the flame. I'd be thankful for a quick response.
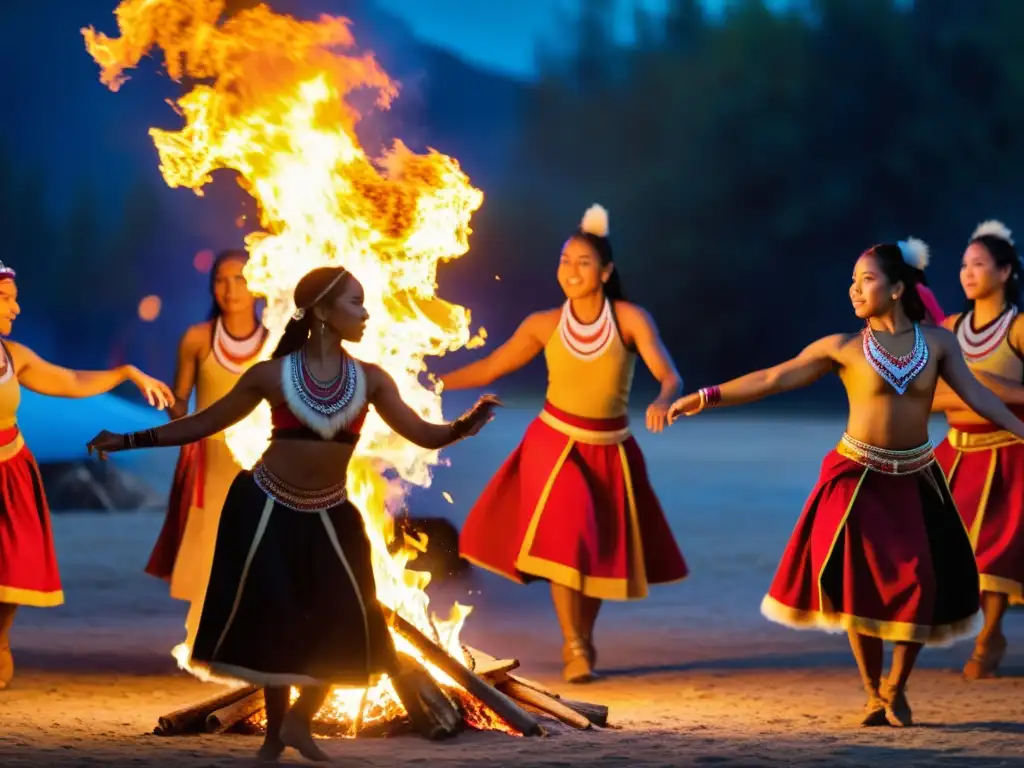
[84,0,502,732]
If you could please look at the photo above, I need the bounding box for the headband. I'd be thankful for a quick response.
[292,268,347,321]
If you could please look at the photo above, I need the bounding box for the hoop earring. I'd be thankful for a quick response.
[891,294,898,300]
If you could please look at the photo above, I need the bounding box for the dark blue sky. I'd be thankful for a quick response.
[379,0,667,78]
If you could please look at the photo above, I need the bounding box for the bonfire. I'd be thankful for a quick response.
[81,0,608,740]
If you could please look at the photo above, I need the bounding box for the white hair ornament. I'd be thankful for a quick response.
[897,237,930,271]
[580,204,609,238]
[971,219,1014,246]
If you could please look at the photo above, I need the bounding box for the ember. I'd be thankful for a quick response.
[82,0,608,741]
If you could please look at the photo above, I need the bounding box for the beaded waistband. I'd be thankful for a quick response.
[836,433,935,475]
[252,462,349,512]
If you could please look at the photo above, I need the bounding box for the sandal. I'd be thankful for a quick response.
[562,638,595,684]
[860,684,887,727]
[882,684,913,727]
[963,636,1008,681]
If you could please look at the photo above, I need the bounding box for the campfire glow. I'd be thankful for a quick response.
[83,0,500,733]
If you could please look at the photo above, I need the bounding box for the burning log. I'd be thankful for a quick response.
[387,611,543,736]
[154,684,258,736]
[205,689,265,734]
[391,656,464,740]
[497,679,591,730]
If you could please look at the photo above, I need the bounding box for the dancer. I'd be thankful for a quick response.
[933,220,1024,680]
[87,266,498,761]
[441,204,688,684]
[667,238,1024,727]
[145,249,268,653]
[0,261,172,690]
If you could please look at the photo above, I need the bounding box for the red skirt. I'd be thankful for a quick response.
[459,402,687,600]
[0,430,62,607]
[762,445,980,645]
[935,424,1024,604]
[145,442,202,581]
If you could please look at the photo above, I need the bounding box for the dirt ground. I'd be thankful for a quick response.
[3,659,1024,766]
[3,413,1023,765]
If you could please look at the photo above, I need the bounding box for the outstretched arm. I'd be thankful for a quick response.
[936,330,1024,437]
[9,342,173,407]
[439,312,549,391]
[668,334,843,421]
[87,364,267,456]
[370,365,498,449]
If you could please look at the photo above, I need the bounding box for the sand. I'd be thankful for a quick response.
[2,410,1023,766]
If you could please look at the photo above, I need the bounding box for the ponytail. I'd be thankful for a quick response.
[272,314,312,358]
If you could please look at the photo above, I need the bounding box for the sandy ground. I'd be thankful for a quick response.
[2,410,1024,766]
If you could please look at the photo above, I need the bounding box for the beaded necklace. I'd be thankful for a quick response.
[281,347,367,439]
[0,343,12,385]
[956,306,1017,364]
[559,298,614,360]
[861,323,928,395]
[211,317,267,374]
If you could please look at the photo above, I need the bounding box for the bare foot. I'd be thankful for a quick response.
[256,736,285,762]
[280,713,331,762]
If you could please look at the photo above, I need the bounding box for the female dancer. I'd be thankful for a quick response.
[145,249,268,652]
[0,261,172,690]
[933,220,1024,679]
[440,204,688,684]
[87,266,498,761]
[668,238,1024,727]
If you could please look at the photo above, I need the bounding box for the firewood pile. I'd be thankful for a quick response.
[154,612,608,739]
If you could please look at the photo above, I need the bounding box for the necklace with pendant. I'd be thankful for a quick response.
[862,323,929,395]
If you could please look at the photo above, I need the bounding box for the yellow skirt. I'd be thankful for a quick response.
[170,437,241,603]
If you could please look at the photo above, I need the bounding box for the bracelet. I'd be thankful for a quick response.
[122,428,158,450]
[699,385,722,408]
[449,414,473,440]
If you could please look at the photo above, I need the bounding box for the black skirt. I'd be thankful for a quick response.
[190,470,398,687]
